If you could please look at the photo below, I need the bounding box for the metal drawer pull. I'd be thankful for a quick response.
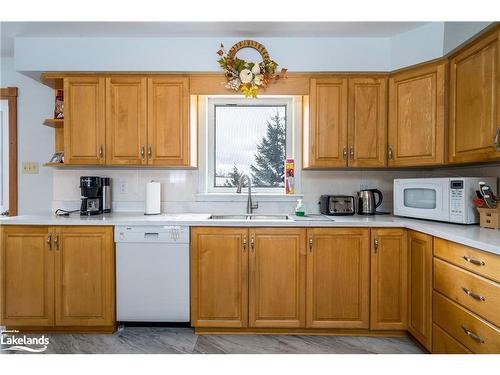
[349,146,354,160]
[243,237,247,253]
[141,146,145,160]
[250,236,255,253]
[461,326,485,344]
[54,234,59,251]
[462,287,486,301]
[342,147,347,160]
[47,234,52,250]
[309,237,313,252]
[374,238,379,253]
[463,255,485,266]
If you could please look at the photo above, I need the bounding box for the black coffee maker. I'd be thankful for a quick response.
[80,176,103,216]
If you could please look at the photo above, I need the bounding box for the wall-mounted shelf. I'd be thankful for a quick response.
[43,118,64,128]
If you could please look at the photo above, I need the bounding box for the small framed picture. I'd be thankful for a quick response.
[49,151,64,163]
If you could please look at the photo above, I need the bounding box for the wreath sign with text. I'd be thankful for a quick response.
[217,40,287,98]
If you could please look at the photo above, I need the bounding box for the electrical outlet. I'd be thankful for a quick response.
[22,161,39,174]
[119,182,128,194]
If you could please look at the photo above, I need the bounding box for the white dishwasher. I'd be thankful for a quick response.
[115,225,190,322]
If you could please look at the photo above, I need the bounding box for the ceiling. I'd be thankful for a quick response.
[0,21,429,57]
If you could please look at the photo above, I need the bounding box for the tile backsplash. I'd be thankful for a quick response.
[52,164,500,215]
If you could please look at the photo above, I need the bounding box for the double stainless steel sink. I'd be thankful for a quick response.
[209,214,291,221]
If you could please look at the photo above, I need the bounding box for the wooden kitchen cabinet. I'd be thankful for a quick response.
[248,228,306,328]
[306,228,370,328]
[0,226,54,327]
[64,77,106,165]
[54,226,115,327]
[147,77,191,166]
[190,227,248,328]
[0,225,115,330]
[305,77,348,168]
[370,228,408,330]
[106,76,147,165]
[448,30,500,163]
[348,77,387,167]
[388,62,446,167]
[407,230,433,351]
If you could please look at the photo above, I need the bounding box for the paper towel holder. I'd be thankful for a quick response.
[144,180,162,215]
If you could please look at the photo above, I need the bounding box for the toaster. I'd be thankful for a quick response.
[319,195,355,216]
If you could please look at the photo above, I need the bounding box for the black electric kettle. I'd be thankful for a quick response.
[357,189,383,215]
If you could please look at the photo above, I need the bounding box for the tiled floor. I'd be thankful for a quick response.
[1,326,424,354]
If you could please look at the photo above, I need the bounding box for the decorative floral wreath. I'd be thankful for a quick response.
[217,40,287,98]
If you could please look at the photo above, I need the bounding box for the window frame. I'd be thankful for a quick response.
[197,95,303,198]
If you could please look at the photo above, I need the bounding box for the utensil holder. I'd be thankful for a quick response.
[477,207,499,229]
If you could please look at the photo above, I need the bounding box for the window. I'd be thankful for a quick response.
[199,96,301,196]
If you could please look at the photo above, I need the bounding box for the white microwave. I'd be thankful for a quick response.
[394,177,497,224]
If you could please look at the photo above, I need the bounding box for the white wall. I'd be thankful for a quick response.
[0,57,54,214]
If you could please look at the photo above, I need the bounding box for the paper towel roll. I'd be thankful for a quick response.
[145,181,161,215]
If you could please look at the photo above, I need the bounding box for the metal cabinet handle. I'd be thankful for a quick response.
[349,146,354,160]
[148,145,152,159]
[461,326,485,344]
[309,237,313,252]
[54,233,59,251]
[463,255,485,266]
[342,147,347,160]
[374,238,379,253]
[388,146,393,160]
[243,237,247,253]
[47,234,52,250]
[99,145,104,159]
[494,128,500,151]
[462,287,486,302]
[141,146,145,160]
[250,236,255,253]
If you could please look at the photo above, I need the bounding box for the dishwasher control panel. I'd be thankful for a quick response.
[115,226,189,244]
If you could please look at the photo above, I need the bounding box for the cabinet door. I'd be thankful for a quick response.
[371,228,408,330]
[64,77,106,165]
[106,76,147,165]
[0,226,53,326]
[306,228,370,328]
[147,77,190,166]
[191,227,248,328]
[348,77,387,167]
[249,228,306,328]
[54,226,115,327]
[449,31,500,163]
[388,62,446,167]
[305,78,348,168]
[408,230,433,351]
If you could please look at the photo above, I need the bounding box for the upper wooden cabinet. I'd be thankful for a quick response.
[388,62,446,167]
[64,77,106,165]
[106,77,147,165]
[449,30,500,163]
[306,228,370,329]
[348,78,387,167]
[190,227,248,328]
[306,77,348,168]
[305,76,387,168]
[147,77,191,166]
[249,228,306,328]
[408,230,433,351]
[370,228,408,330]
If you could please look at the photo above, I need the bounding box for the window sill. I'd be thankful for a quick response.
[195,193,303,202]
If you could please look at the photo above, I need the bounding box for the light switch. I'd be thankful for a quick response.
[22,161,39,174]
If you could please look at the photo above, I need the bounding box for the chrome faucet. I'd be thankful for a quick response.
[236,174,259,214]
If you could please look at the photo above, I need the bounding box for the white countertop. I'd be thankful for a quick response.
[1,212,499,256]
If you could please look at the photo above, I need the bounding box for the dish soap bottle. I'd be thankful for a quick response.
[295,199,305,217]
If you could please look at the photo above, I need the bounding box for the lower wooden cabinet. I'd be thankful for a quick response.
[306,228,370,328]
[190,227,248,328]
[407,230,433,351]
[370,228,408,330]
[0,225,115,330]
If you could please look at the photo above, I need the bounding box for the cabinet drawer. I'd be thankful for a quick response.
[433,291,500,353]
[434,258,500,327]
[434,238,500,283]
[433,323,472,354]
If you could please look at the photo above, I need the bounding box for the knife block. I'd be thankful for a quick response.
[477,207,499,229]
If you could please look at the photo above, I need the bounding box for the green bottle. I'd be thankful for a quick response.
[295,199,305,217]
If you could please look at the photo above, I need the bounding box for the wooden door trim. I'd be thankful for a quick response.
[0,87,18,216]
